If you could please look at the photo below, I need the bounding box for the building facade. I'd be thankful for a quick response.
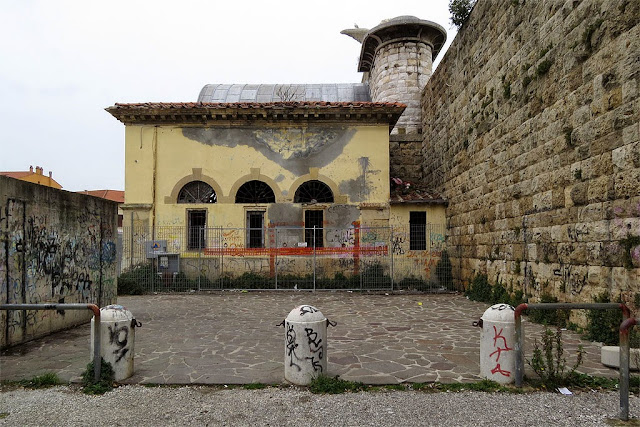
[108,16,450,287]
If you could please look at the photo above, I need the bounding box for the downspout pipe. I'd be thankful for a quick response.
[0,303,101,382]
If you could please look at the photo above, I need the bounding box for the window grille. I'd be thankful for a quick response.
[294,180,334,203]
[187,210,207,249]
[235,180,276,203]
[178,181,216,204]
[304,210,324,247]
[409,211,427,250]
[246,211,264,248]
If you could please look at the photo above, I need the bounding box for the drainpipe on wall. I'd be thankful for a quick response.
[151,126,158,240]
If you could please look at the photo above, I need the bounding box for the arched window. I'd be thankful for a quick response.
[235,180,275,203]
[177,181,217,203]
[294,180,334,203]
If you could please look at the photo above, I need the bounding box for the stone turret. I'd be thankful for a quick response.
[342,16,447,181]
[343,16,447,135]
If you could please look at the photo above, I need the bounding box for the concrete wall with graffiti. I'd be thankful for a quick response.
[1,176,118,348]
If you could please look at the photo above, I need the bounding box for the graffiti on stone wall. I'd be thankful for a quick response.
[553,264,587,295]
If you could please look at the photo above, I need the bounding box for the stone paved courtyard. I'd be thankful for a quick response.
[0,292,619,384]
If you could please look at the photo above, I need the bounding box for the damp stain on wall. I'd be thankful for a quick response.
[339,157,379,202]
[182,126,356,175]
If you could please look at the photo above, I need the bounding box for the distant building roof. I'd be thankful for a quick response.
[0,171,32,179]
[78,190,124,203]
[0,166,62,189]
[197,84,371,103]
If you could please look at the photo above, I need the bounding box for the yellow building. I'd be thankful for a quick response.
[108,15,451,289]
[108,99,447,287]
[0,165,62,189]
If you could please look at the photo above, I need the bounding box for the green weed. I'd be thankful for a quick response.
[19,372,61,388]
[527,327,584,389]
[243,383,268,390]
[309,375,366,394]
[81,358,115,395]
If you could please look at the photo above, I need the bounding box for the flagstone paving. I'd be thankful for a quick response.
[0,292,619,385]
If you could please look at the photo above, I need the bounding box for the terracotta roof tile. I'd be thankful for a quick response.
[390,190,447,205]
[0,171,32,179]
[78,190,124,203]
[110,101,406,110]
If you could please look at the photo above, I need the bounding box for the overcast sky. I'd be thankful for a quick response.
[1,0,456,192]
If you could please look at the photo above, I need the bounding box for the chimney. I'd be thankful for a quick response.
[29,165,33,172]
[36,166,43,175]
[49,171,52,178]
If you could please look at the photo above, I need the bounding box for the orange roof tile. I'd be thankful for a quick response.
[78,190,124,203]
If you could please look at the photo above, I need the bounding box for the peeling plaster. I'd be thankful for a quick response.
[182,126,356,176]
[339,157,379,202]
[326,204,360,228]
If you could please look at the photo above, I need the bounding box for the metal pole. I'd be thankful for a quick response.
[220,226,224,289]
[275,228,278,290]
[92,307,101,381]
[129,212,134,270]
[390,226,394,291]
[620,318,637,421]
[0,303,101,382]
[198,227,202,291]
[313,226,316,291]
[514,303,527,387]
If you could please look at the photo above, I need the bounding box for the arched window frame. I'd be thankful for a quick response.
[293,180,334,203]
[177,181,217,204]
[235,180,276,204]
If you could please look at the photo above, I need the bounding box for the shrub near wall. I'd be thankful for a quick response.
[423,0,640,304]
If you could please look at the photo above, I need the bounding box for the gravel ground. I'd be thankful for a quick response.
[0,385,637,426]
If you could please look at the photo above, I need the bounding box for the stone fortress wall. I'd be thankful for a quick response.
[421,0,639,304]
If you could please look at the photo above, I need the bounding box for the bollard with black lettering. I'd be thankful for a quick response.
[284,305,328,385]
[90,304,141,381]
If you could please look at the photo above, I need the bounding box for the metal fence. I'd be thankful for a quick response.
[117,224,456,293]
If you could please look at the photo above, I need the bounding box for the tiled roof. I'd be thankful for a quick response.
[198,84,371,103]
[106,101,406,128]
[0,171,32,179]
[390,190,447,205]
[108,101,405,110]
[78,190,124,203]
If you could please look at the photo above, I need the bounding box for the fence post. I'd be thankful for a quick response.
[390,226,394,291]
[198,227,202,291]
[129,213,134,270]
[220,226,224,289]
[313,226,316,291]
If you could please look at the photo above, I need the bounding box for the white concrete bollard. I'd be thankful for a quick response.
[284,305,328,385]
[90,304,140,381]
[479,303,516,384]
